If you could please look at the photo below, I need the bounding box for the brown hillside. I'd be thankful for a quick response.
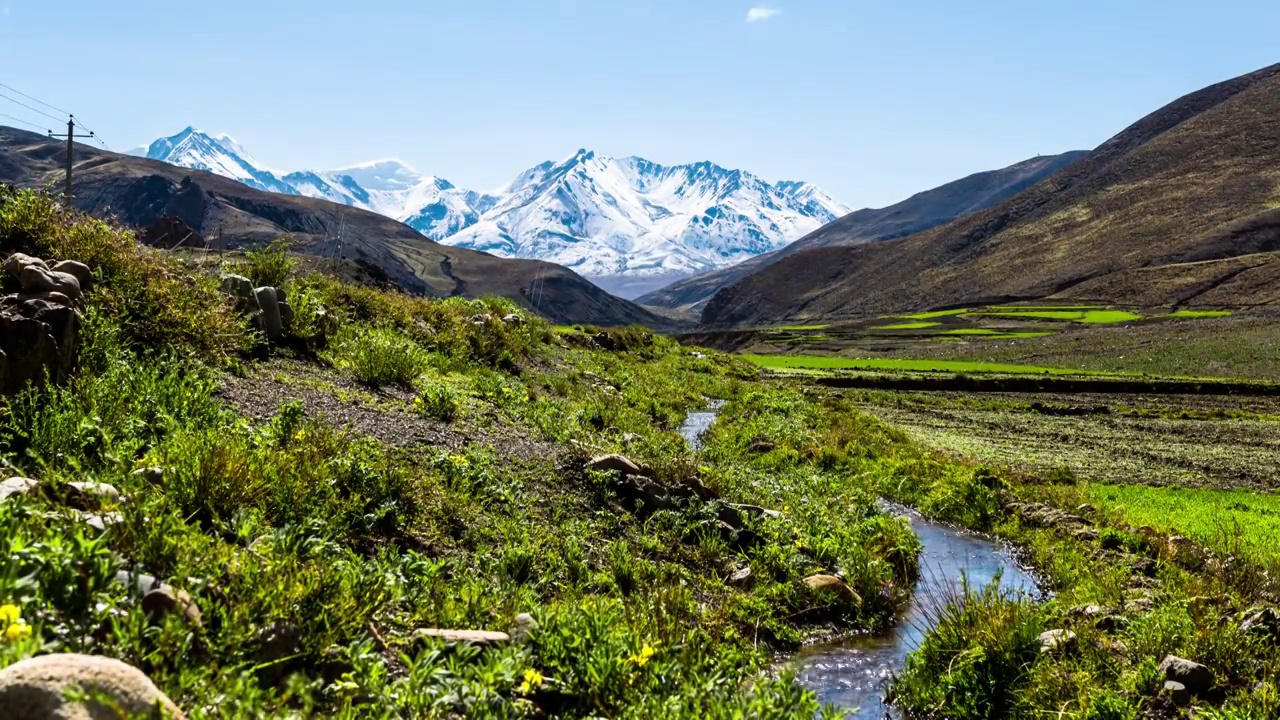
[637,151,1086,312]
[0,126,672,328]
[702,63,1280,326]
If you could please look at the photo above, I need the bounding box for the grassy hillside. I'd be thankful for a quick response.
[638,151,1086,313]
[0,127,670,329]
[6,188,1280,718]
[702,63,1280,326]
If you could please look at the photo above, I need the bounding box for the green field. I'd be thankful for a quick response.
[874,321,941,331]
[742,354,1086,375]
[976,309,1142,324]
[1087,484,1280,564]
[940,329,1057,338]
[896,308,969,320]
[767,323,831,331]
[1170,309,1234,319]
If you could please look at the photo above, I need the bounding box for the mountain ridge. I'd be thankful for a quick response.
[134,130,848,284]
[637,150,1088,311]
[700,63,1280,327]
[3,125,671,328]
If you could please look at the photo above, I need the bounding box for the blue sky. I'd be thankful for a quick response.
[1,0,1277,208]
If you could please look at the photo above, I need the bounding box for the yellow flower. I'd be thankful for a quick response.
[292,429,306,442]
[1,605,31,643]
[628,642,660,667]
[518,668,544,694]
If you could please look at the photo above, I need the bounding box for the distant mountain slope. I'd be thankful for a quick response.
[1,127,670,328]
[702,63,1280,327]
[134,129,848,284]
[638,151,1086,311]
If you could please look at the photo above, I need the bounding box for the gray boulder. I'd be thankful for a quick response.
[586,454,645,477]
[0,476,40,502]
[51,260,92,289]
[1160,655,1214,695]
[0,653,185,719]
[254,286,282,340]
[1038,629,1077,655]
[219,274,256,304]
[2,253,47,276]
[19,266,82,302]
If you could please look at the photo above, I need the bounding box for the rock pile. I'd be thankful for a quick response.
[219,274,307,343]
[0,253,88,395]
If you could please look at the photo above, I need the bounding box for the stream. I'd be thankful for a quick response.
[678,404,1043,718]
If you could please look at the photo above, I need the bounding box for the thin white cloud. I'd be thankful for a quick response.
[746,7,781,23]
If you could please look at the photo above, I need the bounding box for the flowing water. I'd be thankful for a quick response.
[793,507,1040,717]
[678,399,725,451]
[676,405,1041,717]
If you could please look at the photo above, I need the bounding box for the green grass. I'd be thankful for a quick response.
[897,309,970,320]
[975,310,1142,324]
[742,354,1087,375]
[767,323,830,332]
[1170,309,1234,319]
[874,322,941,331]
[939,329,1057,338]
[1085,484,1280,564]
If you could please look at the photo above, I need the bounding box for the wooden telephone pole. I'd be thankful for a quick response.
[47,116,95,201]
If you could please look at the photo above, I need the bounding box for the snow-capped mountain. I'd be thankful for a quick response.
[135,128,849,281]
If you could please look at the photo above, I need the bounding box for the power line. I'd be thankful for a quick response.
[0,82,110,150]
[0,112,52,133]
[0,81,70,116]
[0,91,63,123]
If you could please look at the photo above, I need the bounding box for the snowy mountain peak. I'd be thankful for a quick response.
[136,128,849,286]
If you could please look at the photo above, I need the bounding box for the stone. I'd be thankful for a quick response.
[116,572,201,627]
[83,512,123,533]
[254,287,282,340]
[1241,606,1280,638]
[748,440,776,453]
[2,252,47,276]
[1167,536,1204,568]
[502,313,524,325]
[278,302,294,329]
[219,274,256,303]
[469,313,493,325]
[0,476,40,502]
[1163,680,1190,706]
[1131,557,1158,578]
[0,314,64,393]
[802,574,859,605]
[1159,655,1214,695]
[414,628,510,645]
[1038,629,1077,654]
[1072,528,1099,543]
[1124,597,1155,614]
[0,653,185,719]
[511,613,539,642]
[68,481,122,505]
[142,586,203,628]
[133,466,165,485]
[51,260,92,288]
[727,566,754,588]
[19,265,82,301]
[1076,503,1098,516]
[586,454,645,477]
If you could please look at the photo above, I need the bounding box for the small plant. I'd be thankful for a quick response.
[328,325,427,387]
[242,238,295,288]
[414,384,459,421]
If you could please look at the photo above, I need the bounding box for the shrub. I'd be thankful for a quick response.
[0,187,243,361]
[414,384,459,421]
[889,576,1043,718]
[328,325,427,387]
[241,238,294,288]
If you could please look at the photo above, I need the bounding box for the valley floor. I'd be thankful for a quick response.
[3,188,1280,719]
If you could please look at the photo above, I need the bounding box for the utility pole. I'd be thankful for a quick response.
[47,116,95,202]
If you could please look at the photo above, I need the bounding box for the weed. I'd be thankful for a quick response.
[326,325,427,387]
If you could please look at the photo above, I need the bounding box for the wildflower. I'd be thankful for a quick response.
[628,642,660,667]
[0,604,31,643]
[292,429,306,443]
[518,668,544,694]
